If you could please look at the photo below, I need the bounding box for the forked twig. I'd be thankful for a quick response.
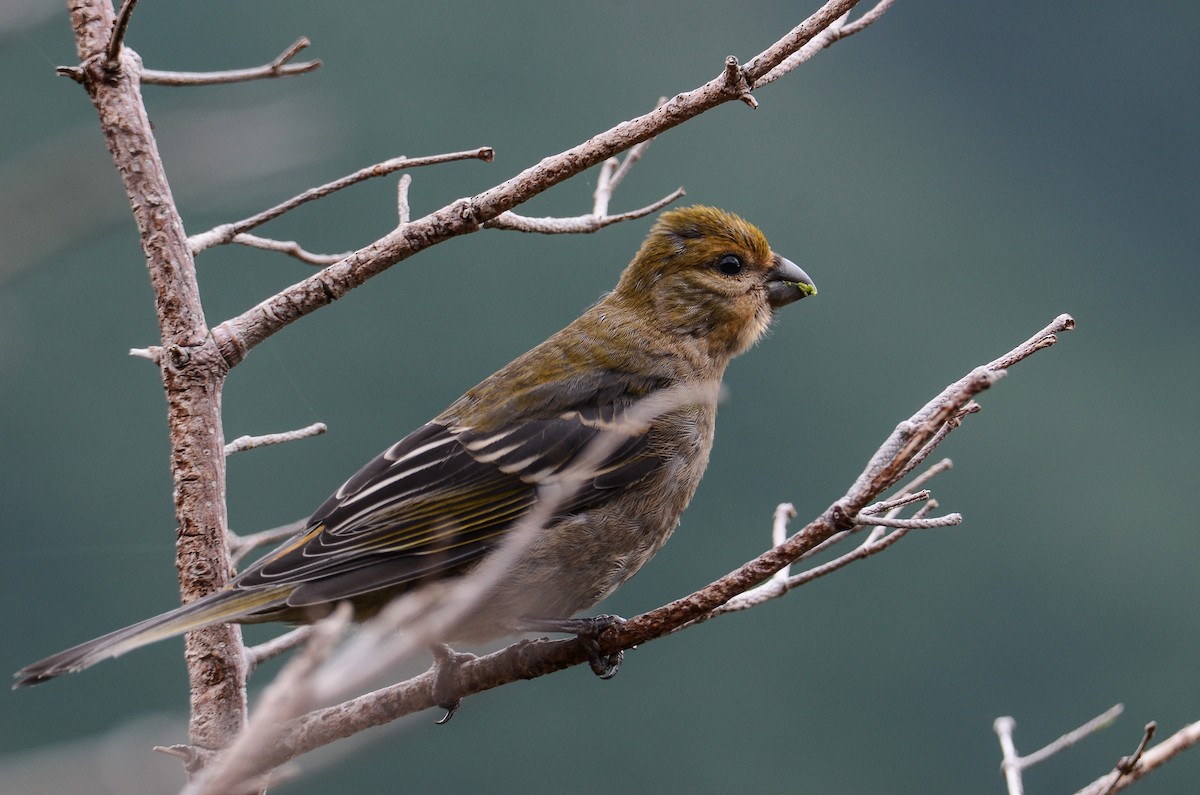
[141,37,322,86]
[995,705,1125,795]
[485,189,685,234]
[189,148,494,255]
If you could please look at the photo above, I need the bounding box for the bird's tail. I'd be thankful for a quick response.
[13,584,294,688]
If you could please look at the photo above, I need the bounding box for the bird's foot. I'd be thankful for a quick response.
[429,643,477,724]
[517,614,627,679]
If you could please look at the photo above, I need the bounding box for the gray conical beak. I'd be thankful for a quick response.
[765,255,816,308]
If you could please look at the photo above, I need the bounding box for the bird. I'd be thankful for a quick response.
[14,205,815,689]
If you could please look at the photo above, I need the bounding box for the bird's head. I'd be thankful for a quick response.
[613,206,815,361]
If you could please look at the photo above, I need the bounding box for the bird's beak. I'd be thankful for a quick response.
[765,255,816,308]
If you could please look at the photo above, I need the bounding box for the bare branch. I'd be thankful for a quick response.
[488,105,681,235]
[208,0,868,369]
[189,147,495,255]
[397,174,412,226]
[1075,720,1200,795]
[224,422,327,456]
[64,3,248,748]
[229,234,351,266]
[852,512,961,529]
[995,705,1126,795]
[246,627,316,672]
[897,458,953,494]
[606,126,659,192]
[859,489,931,516]
[787,518,914,587]
[842,0,896,36]
[771,503,797,550]
[592,100,666,217]
[1022,704,1125,769]
[1096,722,1156,795]
[849,314,1074,501]
[754,0,895,87]
[987,314,1075,369]
[994,716,1025,795]
[182,605,353,795]
[229,518,307,564]
[484,188,685,234]
[104,0,137,69]
[723,55,758,109]
[889,402,979,486]
[141,37,321,86]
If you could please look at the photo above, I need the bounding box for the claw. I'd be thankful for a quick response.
[578,635,624,679]
[517,614,627,679]
[430,643,476,724]
[435,701,461,725]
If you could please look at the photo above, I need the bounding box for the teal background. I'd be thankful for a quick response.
[2,2,1197,793]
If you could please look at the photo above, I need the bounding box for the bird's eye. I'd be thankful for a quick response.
[716,254,743,275]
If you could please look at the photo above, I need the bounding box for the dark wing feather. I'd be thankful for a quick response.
[234,422,528,591]
[230,369,665,606]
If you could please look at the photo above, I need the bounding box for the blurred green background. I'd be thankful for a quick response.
[2,2,1197,793]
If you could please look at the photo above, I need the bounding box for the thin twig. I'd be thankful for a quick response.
[859,490,931,516]
[995,716,1025,795]
[182,605,353,795]
[786,506,931,590]
[1074,720,1200,795]
[229,519,307,565]
[104,0,137,69]
[190,147,494,255]
[888,402,979,486]
[484,188,685,234]
[995,704,1125,795]
[1097,722,1157,795]
[842,0,896,36]
[1022,704,1125,769]
[229,234,351,266]
[141,37,321,86]
[247,627,317,671]
[765,505,798,588]
[852,512,961,529]
[607,119,662,193]
[209,0,867,366]
[690,463,950,625]
[224,422,327,456]
[593,114,664,217]
[755,0,895,87]
[902,458,954,492]
[397,174,412,226]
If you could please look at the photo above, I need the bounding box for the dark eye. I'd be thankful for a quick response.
[717,254,743,275]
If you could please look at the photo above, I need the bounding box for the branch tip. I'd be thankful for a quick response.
[140,36,322,86]
[192,147,492,255]
[56,65,86,83]
[225,422,327,457]
[272,37,311,68]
